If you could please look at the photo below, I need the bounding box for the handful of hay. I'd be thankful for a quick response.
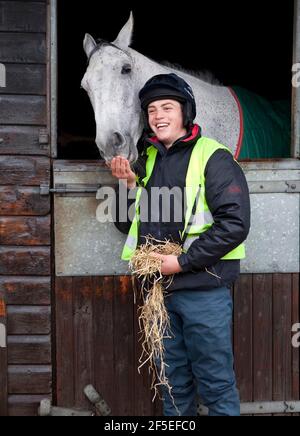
[129,236,182,403]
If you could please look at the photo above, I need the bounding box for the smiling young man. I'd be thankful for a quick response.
[111,73,251,416]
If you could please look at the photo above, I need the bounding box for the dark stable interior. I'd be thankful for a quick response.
[57,1,294,159]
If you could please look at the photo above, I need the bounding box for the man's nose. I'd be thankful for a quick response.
[154,110,165,119]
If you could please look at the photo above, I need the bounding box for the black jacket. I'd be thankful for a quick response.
[115,124,251,291]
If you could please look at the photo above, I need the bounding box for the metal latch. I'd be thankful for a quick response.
[40,183,102,196]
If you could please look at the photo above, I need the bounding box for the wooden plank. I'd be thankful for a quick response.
[55,277,75,407]
[113,276,135,416]
[0,186,50,216]
[0,156,50,185]
[253,275,273,401]
[8,365,52,394]
[0,64,46,95]
[7,306,50,335]
[0,95,46,125]
[292,273,299,400]
[0,1,46,32]
[233,274,253,402]
[0,126,49,156]
[92,276,115,414]
[0,216,51,246]
[273,274,292,401]
[0,277,51,305]
[0,286,8,415]
[0,33,46,63]
[8,394,50,417]
[7,335,51,364]
[0,247,50,276]
[73,277,94,409]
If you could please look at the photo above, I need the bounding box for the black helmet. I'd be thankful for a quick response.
[139,73,196,130]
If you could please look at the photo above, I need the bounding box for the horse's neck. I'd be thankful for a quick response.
[130,49,240,151]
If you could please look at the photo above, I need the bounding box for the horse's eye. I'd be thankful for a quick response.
[121,64,132,75]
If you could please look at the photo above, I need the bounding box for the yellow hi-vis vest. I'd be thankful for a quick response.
[121,137,246,261]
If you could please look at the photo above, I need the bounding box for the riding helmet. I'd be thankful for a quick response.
[138,73,196,129]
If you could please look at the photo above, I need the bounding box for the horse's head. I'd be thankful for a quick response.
[81,12,142,163]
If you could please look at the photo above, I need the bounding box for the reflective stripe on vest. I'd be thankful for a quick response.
[122,137,245,261]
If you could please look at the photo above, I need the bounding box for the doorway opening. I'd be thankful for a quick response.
[57,1,294,159]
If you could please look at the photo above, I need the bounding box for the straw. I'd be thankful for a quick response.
[129,236,182,412]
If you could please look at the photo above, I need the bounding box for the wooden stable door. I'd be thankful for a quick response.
[53,161,300,416]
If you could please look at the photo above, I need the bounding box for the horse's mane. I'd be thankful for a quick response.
[161,61,222,86]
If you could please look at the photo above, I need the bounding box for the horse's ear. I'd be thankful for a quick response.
[112,11,134,50]
[83,33,97,58]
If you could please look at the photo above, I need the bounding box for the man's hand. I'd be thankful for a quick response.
[109,156,137,189]
[151,253,183,276]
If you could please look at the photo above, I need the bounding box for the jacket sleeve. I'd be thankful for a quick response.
[178,149,251,272]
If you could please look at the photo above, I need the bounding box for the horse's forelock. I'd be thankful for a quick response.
[87,39,127,64]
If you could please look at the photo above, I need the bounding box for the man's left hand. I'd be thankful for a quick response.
[151,254,183,276]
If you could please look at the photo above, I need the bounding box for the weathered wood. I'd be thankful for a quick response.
[0,126,49,156]
[0,186,50,216]
[8,394,50,417]
[0,64,46,95]
[0,247,50,276]
[0,216,51,246]
[234,274,253,402]
[55,277,75,407]
[8,365,52,394]
[113,276,135,416]
[8,335,51,365]
[273,274,292,401]
[73,277,94,409]
[0,95,46,125]
[253,275,273,401]
[55,273,300,416]
[0,33,46,63]
[0,286,7,415]
[0,277,51,305]
[7,306,51,335]
[0,1,46,32]
[92,276,115,414]
[0,156,50,185]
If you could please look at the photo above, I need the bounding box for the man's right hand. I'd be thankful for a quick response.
[110,156,137,189]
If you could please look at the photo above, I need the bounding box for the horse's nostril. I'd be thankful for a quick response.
[113,132,126,148]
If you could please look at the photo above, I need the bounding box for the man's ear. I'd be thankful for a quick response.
[83,33,97,58]
[112,11,134,50]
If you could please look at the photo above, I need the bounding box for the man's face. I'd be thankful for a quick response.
[147,99,187,148]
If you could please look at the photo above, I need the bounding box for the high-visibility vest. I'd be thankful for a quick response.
[121,137,246,261]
